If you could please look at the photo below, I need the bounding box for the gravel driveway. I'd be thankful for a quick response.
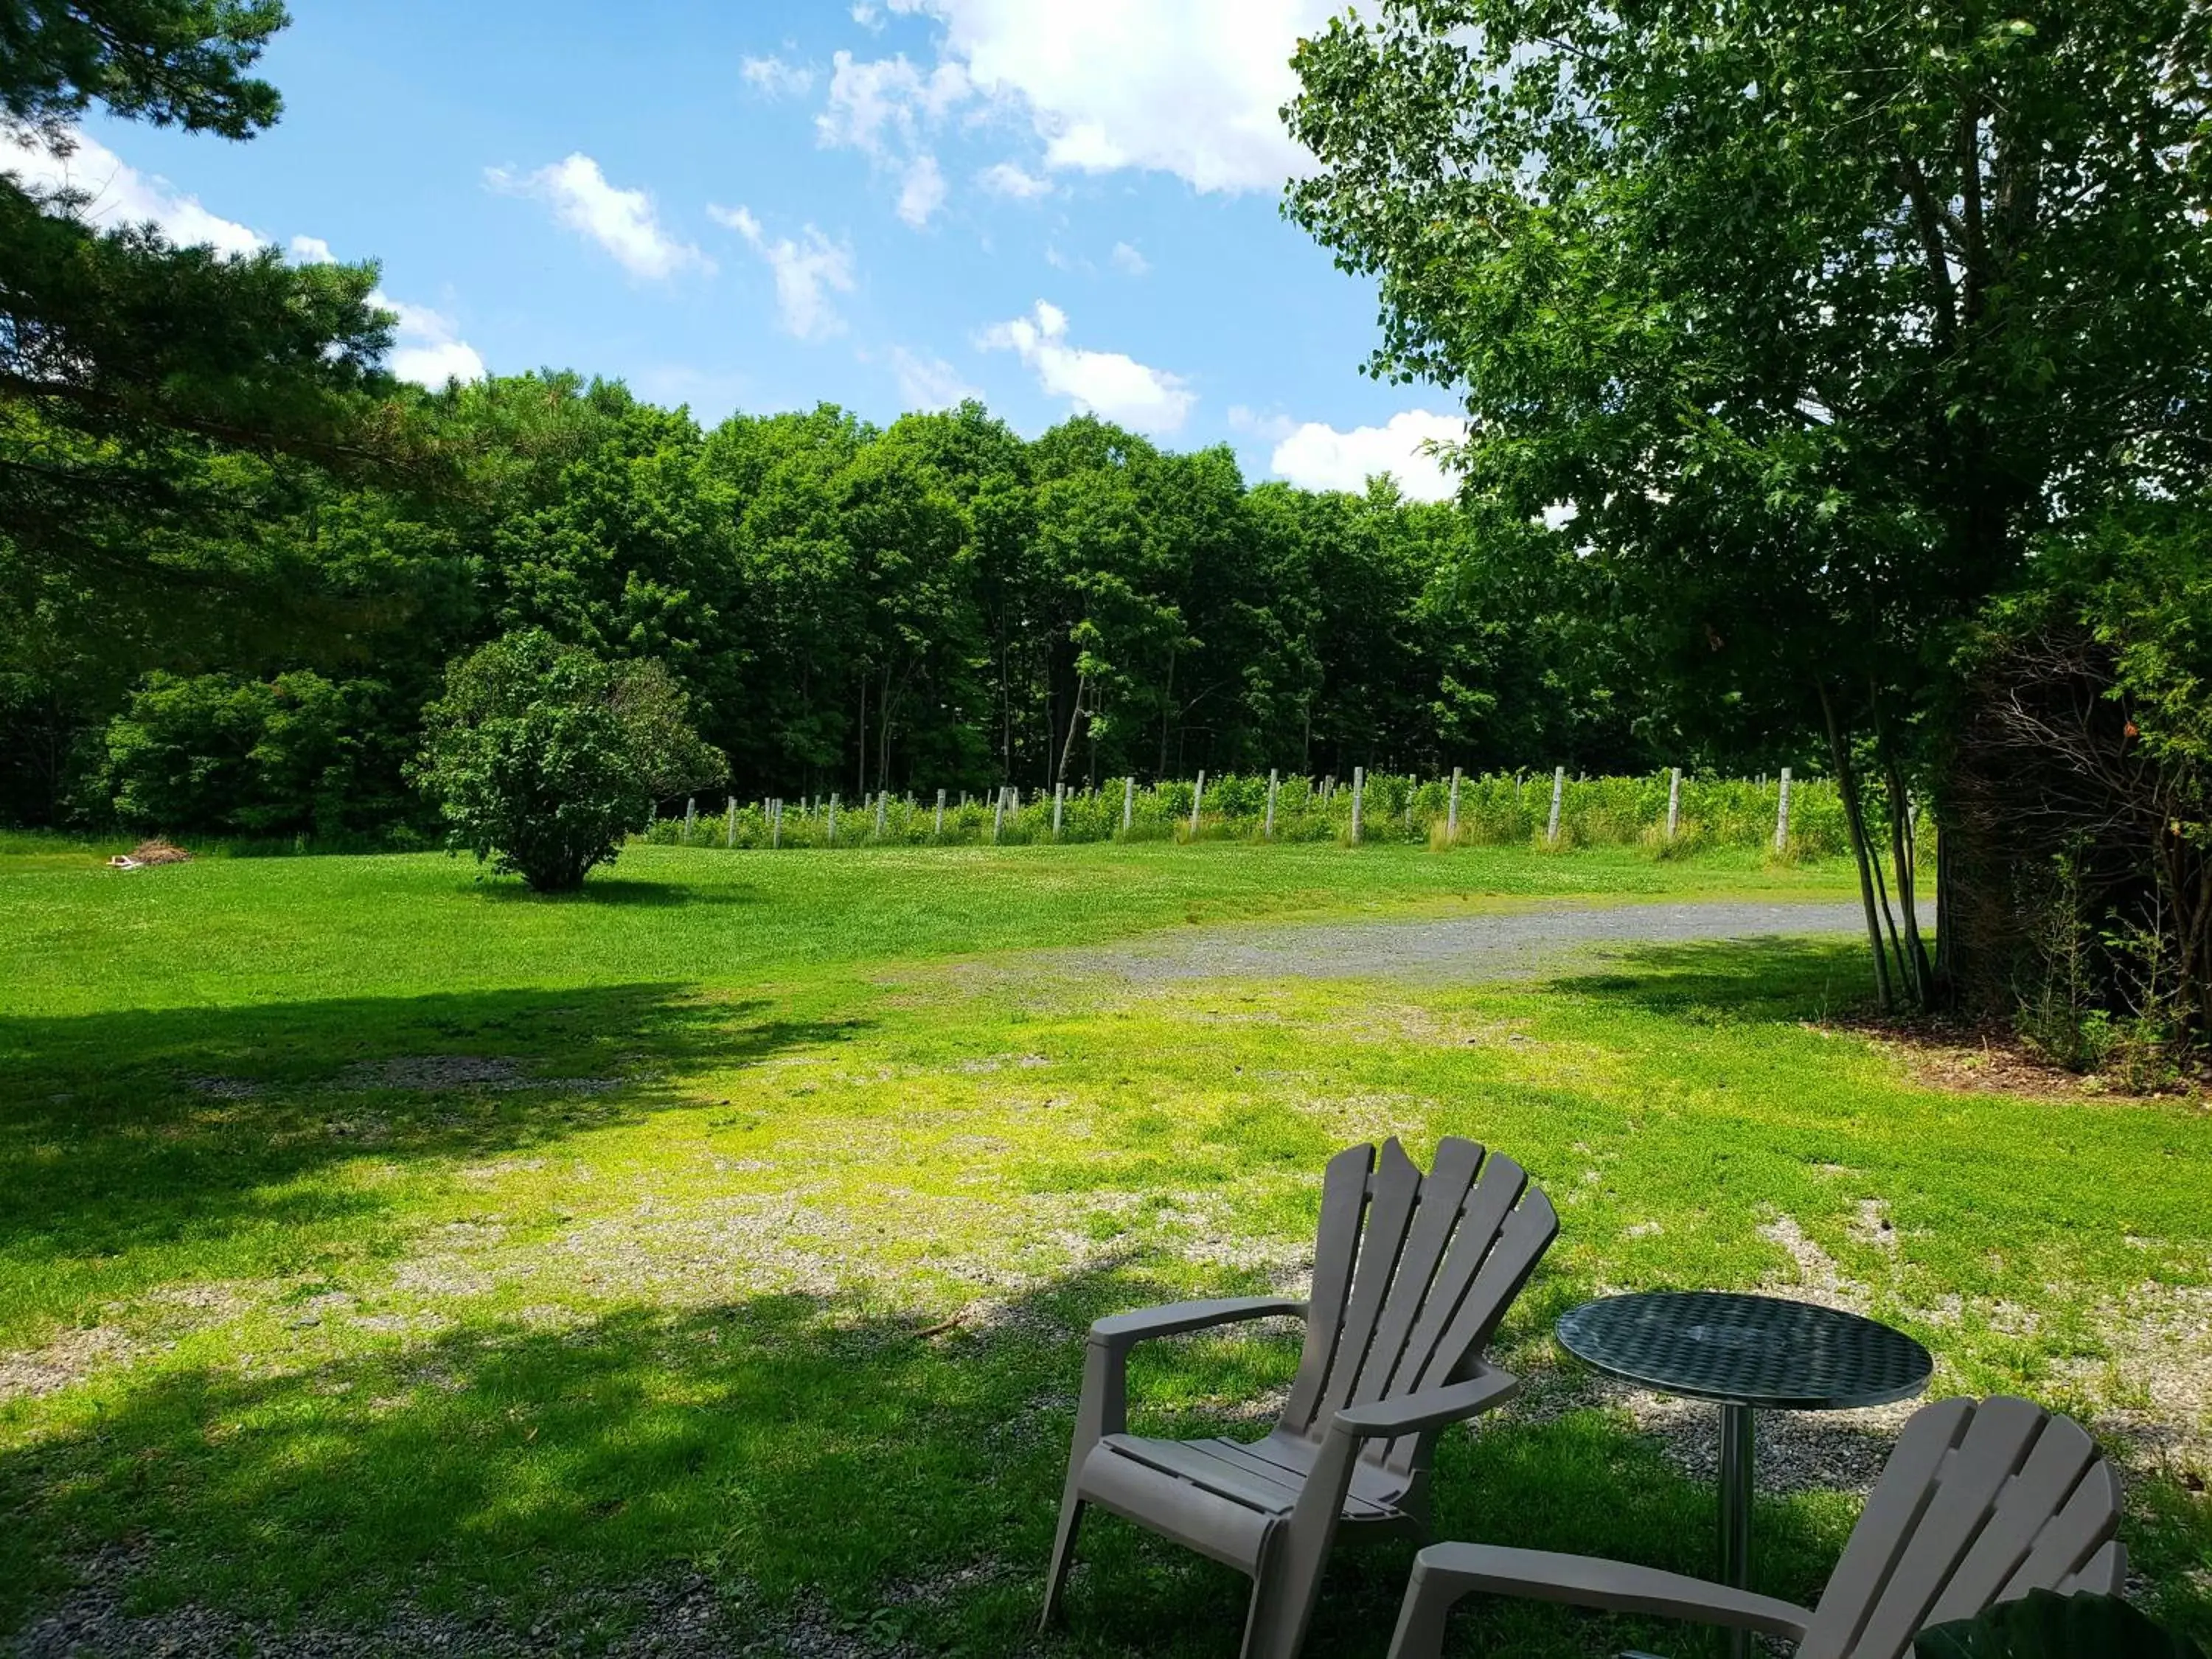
[1043,897,1866,984]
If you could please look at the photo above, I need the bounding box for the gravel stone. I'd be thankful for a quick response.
[1031,897,1867,983]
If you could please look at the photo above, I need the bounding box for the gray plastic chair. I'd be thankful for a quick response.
[1385,1394,2126,1659]
[1040,1135,1559,1659]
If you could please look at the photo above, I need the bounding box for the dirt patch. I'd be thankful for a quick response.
[1755,1214,1868,1312]
[337,1056,621,1093]
[0,1325,136,1403]
[184,1074,265,1100]
[11,1544,774,1658]
[2059,1280,2212,1471]
[1825,1011,2208,1103]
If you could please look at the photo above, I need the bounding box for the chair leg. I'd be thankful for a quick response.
[1039,1493,1086,1630]
[1383,1557,1457,1659]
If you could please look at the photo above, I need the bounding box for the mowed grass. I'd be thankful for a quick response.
[0,841,2206,1656]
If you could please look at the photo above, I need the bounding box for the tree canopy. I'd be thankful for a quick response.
[1285,0,2212,1007]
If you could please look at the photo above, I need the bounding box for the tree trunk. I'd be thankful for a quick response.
[1056,672,1088,789]
[1821,682,1896,1012]
[1157,647,1176,781]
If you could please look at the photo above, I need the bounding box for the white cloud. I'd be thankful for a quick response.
[289,234,335,264]
[978,299,1194,434]
[742,55,815,97]
[816,49,975,229]
[371,291,486,387]
[1110,240,1150,276]
[1,127,262,254]
[1227,403,1297,442]
[485,153,711,279]
[897,153,947,226]
[890,346,981,409]
[712,204,857,341]
[880,0,1335,192]
[852,1,885,27]
[818,50,970,159]
[976,160,1051,200]
[1267,409,1468,502]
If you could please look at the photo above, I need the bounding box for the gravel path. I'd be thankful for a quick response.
[1043,897,1867,984]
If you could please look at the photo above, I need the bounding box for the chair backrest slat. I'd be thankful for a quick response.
[1802,1397,2123,1659]
[1924,1415,2098,1625]
[1321,1139,1428,1425]
[2053,1537,2127,1598]
[1414,1193,1558,1396]
[1845,1396,2048,1659]
[1280,1142,1379,1432]
[1998,1461,2125,1602]
[1801,1399,1972,1659]
[1275,1136,1556,1474]
[1383,1153,1527,1401]
[1343,1136,1486,1413]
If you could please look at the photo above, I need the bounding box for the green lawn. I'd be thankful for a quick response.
[1,841,2206,1656]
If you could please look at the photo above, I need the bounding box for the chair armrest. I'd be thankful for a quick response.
[1088,1295,1307,1352]
[1329,1366,1521,1439]
[1405,1542,1812,1639]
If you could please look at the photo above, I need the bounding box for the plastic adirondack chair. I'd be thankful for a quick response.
[1040,1136,1559,1659]
[1386,1395,2126,1659]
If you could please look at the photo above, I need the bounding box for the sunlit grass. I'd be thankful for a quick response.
[1,842,2204,1655]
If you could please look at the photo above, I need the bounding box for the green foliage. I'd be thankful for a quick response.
[102,669,403,837]
[1916,1590,2205,1659]
[1,1,289,143]
[413,630,723,892]
[1284,0,2212,1009]
[1,0,431,716]
[643,770,1851,859]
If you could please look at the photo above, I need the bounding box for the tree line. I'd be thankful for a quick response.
[4,375,1683,837]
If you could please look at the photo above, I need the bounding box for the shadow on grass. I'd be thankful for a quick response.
[0,985,869,1301]
[469,877,765,908]
[0,1251,1846,1659]
[1547,935,1876,1020]
[4,1248,2206,1657]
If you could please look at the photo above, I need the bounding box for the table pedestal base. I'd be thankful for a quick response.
[1718,1402,1755,1659]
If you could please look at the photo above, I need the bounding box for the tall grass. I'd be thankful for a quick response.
[644,771,1868,860]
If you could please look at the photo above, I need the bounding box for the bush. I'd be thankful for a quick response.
[105,671,403,838]
[414,631,723,892]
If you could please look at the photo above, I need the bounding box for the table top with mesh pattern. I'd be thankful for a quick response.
[1555,1290,1933,1410]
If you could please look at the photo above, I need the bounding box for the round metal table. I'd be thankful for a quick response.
[1556,1291,1932,1659]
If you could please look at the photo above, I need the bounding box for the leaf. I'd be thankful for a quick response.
[1914,1590,2207,1659]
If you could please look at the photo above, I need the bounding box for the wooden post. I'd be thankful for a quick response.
[1350,766,1364,845]
[874,790,888,839]
[933,787,946,838]
[1666,767,1682,841]
[1775,766,1792,851]
[827,793,840,845]
[992,785,1006,843]
[726,796,737,849]
[1122,775,1135,832]
[1547,765,1565,846]
[683,796,696,843]
[1447,767,1461,844]
[1265,769,1279,840]
[771,798,782,849]
[1053,782,1065,838]
[1189,769,1206,835]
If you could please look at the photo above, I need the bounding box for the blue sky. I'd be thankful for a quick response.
[12,1,1467,498]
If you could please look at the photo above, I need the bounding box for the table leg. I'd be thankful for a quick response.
[1717,1402,1755,1659]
